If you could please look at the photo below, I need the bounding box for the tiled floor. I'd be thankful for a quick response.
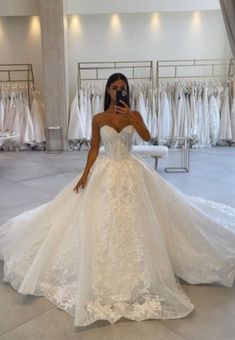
[0,147,235,339]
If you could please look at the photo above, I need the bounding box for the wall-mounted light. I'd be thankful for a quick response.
[0,19,3,40]
[64,16,68,32]
[192,11,201,32]
[151,12,160,32]
[111,14,121,34]
[70,15,82,35]
[29,16,41,37]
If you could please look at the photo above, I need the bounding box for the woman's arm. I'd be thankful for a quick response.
[127,110,151,142]
[73,115,101,193]
[116,101,151,141]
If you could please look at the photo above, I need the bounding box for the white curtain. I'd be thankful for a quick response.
[219,0,235,56]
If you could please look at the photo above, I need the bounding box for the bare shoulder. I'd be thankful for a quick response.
[92,112,106,126]
[92,112,105,125]
[131,110,143,121]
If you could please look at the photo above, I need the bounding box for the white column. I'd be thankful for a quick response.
[39,0,69,149]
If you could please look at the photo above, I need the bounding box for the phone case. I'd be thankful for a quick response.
[116,89,128,107]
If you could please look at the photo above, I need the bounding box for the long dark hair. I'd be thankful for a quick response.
[104,73,130,111]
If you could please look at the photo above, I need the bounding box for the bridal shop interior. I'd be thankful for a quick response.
[0,0,235,339]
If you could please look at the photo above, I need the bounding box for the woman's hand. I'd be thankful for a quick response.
[73,175,88,193]
[115,101,133,121]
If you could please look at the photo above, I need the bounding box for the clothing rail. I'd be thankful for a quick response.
[77,59,235,148]
[156,58,235,120]
[77,61,153,88]
[78,58,235,90]
[0,63,35,108]
[156,58,235,85]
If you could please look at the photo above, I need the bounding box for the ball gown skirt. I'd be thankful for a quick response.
[0,125,235,326]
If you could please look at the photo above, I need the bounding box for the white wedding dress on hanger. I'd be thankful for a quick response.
[209,94,220,146]
[219,86,232,142]
[231,97,235,143]
[159,90,172,142]
[0,97,4,131]
[133,88,148,144]
[68,91,82,140]
[3,90,16,132]
[31,92,46,144]
[1,125,235,327]
[21,92,34,145]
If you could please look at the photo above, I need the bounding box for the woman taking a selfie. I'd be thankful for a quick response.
[0,73,235,327]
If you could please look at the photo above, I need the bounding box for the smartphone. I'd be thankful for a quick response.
[116,89,129,108]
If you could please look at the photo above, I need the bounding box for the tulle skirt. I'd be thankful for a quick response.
[0,154,235,326]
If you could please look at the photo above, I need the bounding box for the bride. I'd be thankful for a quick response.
[0,73,235,327]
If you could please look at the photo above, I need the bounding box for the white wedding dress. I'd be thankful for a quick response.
[1,125,235,327]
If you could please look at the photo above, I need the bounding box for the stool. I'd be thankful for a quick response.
[46,127,63,153]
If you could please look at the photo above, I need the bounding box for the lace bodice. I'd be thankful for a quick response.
[100,125,135,160]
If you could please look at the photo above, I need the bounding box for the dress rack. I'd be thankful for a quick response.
[156,58,235,90]
[155,58,235,172]
[155,58,235,130]
[0,63,35,108]
[77,61,153,88]
[155,58,235,125]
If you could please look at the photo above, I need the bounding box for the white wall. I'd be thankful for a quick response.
[0,0,221,16]
[68,10,233,97]
[0,0,39,16]
[67,0,221,14]
[0,16,43,91]
[0,10,232,99]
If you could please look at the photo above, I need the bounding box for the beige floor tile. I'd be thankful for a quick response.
[0,308,186,340]
[162,284,235,340]
[0,264,54,336]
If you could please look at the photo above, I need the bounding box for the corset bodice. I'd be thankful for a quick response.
[100,125,135,160]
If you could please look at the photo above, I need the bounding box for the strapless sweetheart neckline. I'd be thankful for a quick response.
[100,124,133,134]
